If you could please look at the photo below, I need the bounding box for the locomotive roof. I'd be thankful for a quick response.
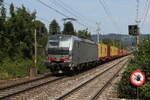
[49,34,96,44]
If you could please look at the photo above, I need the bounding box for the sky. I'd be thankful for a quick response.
[4,0,150,35]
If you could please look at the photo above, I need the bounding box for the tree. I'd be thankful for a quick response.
[5,5,36,59]
[0,0,6,31]
[63,21,75,35]
[49,19,60,35]
[0,0,7,61]
[34,20,48,48]
[10,3,15,17]
[0,0,3,6]
[77,29,91,39]
[0,2,50,79]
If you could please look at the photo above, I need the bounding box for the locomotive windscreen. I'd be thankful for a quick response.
[49,41,59,46]
[48,35,71,48]
[48,48,69,55]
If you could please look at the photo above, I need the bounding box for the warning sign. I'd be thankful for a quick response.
[130,70,145,86]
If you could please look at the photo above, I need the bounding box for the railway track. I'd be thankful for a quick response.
[57,57,129,100]
[0,74,65,100]
[91,61,128,100]
[0,56,129,100]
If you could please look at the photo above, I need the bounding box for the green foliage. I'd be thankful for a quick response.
[49,19,60,35]
[117,38,150,99]
[63,21,75,35]
[102,37,112,45]
[0,58,32,80]
[0,56,50,80]
[36,56,50,74]
[34,20,48,48]
[4,5,36,59]
[0,3,50,80]
[0,0,5,33]
[134,39,150,71]
[77,29,91,39]
[117,63,140,98]
[0,0,6,61]
[140,82,150,100]
[10,3,15,17]
[0,0,3,5]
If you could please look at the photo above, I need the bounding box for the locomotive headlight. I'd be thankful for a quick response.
[69,55,72,60]
[64,58,71,62]
[68,54,72,59]
[64,55,72,62]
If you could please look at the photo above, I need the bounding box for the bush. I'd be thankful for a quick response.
[134,39,150,72]
[117,38,150,100]
[117,63,140,99]
[36,56,50,74]
[0,58,32,80]
[140,82,150,99]
[0,56,50,80]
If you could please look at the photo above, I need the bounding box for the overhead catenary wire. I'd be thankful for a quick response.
[102,0,122,33]
[50,0,89,27]
[98,0,121,34]
[51,0,79,19]
[36,0,68,18]
[58,0,97,25]
[6,0,93,31]
[140,0,148,23]
[58,0,85,19]
[36,0,94,30]
[49,0,96,30]
[141,0,150,26]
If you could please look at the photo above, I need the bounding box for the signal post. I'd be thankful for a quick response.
[128,25,140,50]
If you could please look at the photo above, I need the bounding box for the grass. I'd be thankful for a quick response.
[0,56,50,80]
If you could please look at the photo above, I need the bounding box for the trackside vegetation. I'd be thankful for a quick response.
[0,56,50,80]
[117,37,150,100]
[0,1,93,80]
[0,1,50,80]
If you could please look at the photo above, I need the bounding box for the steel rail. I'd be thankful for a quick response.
[91,61,128,100]
[0,76,65,100]
[0,73,52,91]
[57,57,128,100]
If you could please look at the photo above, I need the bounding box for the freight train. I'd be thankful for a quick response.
[45,34,130,74]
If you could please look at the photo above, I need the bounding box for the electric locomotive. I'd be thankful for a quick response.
[45,34,98,73]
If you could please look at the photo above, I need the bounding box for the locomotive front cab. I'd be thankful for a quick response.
[45,35,73,72]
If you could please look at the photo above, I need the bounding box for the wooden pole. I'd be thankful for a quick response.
[34,29,37,68]
[29,29,37,77]
[137,86,139,100]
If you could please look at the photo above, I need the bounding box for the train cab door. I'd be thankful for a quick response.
[72,40,80,66]
[77,41,80,64]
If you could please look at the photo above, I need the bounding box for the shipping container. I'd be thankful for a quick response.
[97,43,108,58]
[110,46,119,57]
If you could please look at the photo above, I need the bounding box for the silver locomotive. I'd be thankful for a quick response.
[45,34,98,73]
